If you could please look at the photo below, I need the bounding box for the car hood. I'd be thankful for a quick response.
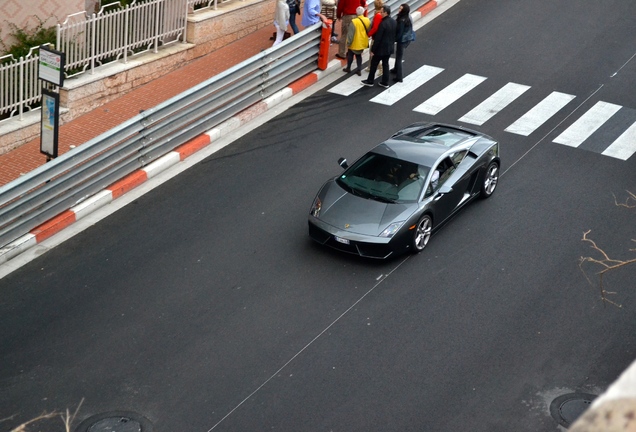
[318,181,418,236]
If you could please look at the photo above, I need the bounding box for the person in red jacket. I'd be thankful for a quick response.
[365,0,383,73]
[336,0,366,59]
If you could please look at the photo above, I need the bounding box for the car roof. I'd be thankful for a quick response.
[369,123,488,167]
[371,139,447,167]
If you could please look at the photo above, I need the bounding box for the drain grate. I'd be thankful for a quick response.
[550,393,597,428]
[75,411,152,432]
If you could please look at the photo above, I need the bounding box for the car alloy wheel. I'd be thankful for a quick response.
[481,162,499,198]
[413,215,432,252]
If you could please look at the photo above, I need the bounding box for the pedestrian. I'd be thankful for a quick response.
[361,5,396,88]
[393,3,413,82]
[287,0,301,34]
[335,0,365,59]
[343,6,370,76]
[320,0,338,42]
[365,0,383,73]
[273,0,290,46]
[301,0,326,27]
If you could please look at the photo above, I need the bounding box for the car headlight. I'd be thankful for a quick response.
[310,197,322,217]
[379,221,404,238]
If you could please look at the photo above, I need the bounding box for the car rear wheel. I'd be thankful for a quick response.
[412,215,432,252]
[480,162,499,198]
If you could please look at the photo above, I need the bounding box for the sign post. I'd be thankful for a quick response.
[38,45,65,161]
[40,88,60,159]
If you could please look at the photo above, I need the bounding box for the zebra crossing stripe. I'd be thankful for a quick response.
[505,91,576,136]
[601,121,636,160]
[370,65,444,106]
[413,73,487,115]
[553,101,622,147]
[328,59,396,96]
[459,82,530,126]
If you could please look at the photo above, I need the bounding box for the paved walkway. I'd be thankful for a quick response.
[0,24,342,187]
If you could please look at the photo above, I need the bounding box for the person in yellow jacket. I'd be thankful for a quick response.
[342,6,370,76]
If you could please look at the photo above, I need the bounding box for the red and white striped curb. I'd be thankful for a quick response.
[0,0,444,266]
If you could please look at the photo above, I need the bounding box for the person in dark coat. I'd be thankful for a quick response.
[393,3,413,82]
[361,5,396,88]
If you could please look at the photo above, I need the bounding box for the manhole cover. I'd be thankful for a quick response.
[550,393,597,428]
[88,417,140,432]
[75,412,152,432]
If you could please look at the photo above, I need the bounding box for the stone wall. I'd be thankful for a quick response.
[187,0,276,58]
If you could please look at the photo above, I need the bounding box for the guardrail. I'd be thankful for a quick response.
[0,26,322,250]
[0,0,433,253]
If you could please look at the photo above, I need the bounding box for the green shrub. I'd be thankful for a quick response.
[0,18,56,60]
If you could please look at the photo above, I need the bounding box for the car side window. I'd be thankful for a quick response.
[451,150,468,166]
[425,157,456,197]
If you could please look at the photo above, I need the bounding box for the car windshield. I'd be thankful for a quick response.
[337,153,429,203]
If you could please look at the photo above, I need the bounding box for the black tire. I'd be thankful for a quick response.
[412,214,433,252]
[480,161,499,198]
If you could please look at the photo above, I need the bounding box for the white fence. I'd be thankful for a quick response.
[0,46,45,121]
[189,0,235,11]
[0,0,215,121]
[59,0,187,77]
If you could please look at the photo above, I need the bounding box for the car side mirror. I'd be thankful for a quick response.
[338,157,348,169]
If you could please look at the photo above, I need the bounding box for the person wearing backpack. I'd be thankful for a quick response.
[393,3,414,83]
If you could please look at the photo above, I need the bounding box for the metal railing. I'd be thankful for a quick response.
[0,0,189,120]
[0,46,46,120]
[58,0,187,77]
[0,26,323,249]
[188,0,233,11]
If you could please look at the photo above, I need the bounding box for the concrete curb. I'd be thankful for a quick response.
[0,1,442,266]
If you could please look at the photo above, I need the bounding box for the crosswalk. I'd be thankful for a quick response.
[328,64,636,160]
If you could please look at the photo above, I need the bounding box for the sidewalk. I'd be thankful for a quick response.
[0,24,342,187]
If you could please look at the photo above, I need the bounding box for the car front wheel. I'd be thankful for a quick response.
[412,215,432,252]
[480,162,499,198]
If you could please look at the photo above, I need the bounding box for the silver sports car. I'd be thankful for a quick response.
[308,122,500,259]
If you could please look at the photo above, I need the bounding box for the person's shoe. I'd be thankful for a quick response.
[335,53,346,59]
[393,78,403,83]
[355,69,361,76]
[331,36,339,43]
[361,80,374,87]
[343,68,351,73]
[378,82,389,88]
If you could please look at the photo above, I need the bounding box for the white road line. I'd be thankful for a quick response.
[413,73,487,115]
[553,101,622,147]
[328,59,396,96]
[459,82,530,125]
[505,91,576,136]
[370,64,444,106]
[602,121,636,160]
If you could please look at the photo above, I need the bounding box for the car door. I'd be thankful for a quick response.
[425,156,461,224]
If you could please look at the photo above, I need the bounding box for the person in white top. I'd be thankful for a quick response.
[273,0,290,46]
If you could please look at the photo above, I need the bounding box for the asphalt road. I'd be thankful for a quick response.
[2,0,636,431]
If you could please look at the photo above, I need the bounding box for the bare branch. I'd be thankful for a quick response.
[579,201,636,306]
[9,412,58,432]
